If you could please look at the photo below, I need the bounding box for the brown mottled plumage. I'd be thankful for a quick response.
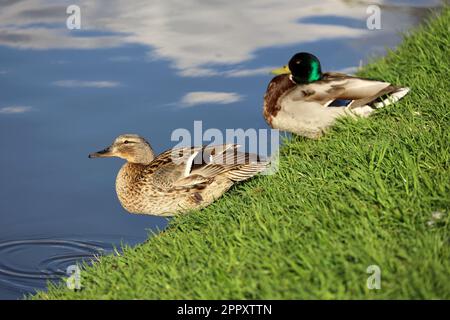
[89,134,268,216]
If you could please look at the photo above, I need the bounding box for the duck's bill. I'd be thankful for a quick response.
[271,65,291,75]
[88,147,112,158]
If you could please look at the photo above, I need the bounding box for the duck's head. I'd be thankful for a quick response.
[89,134,155,164]
[272,52,322,84]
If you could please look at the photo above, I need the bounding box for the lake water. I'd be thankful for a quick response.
[0,0,442,299]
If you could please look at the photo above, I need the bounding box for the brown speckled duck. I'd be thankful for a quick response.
[264,52,410,139]
[89,134,268,216]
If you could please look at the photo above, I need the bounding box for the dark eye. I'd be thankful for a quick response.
[123,140,129,144]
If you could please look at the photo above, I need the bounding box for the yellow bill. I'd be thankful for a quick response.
[271,65,291,75]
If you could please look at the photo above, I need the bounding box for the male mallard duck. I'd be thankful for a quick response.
[89,134,268,216]
[264,52,410,139]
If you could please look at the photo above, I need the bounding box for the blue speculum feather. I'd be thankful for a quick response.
[328,99,352,107]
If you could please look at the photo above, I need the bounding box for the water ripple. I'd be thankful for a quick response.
[0,238,122,299]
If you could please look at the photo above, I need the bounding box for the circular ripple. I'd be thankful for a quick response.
[0,238,114,297]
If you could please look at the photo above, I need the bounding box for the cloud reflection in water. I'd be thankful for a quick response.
[0,0,373,77]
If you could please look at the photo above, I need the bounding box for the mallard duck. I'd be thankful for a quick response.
[264,52,410,139]
[89,134,268,216]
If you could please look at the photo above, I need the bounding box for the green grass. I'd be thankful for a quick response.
[33,8,449,300]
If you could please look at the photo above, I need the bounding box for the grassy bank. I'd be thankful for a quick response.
[34,8,449,299]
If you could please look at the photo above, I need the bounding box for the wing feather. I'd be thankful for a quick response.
[150,144,266,190]
[288,73,392,106]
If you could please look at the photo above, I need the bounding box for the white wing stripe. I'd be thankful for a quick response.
[184,151,199,177]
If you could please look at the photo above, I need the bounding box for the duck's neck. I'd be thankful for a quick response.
[127,144,155,165]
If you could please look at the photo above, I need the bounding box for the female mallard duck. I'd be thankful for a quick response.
[89,134,268,216]
[264,52,410,139]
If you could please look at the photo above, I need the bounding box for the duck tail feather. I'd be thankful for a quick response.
[349,85,410,111]
[371,86,410,109]
[224,161,270,182]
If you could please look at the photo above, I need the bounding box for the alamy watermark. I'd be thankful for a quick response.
[366,5,381,30]
[66,5,81,30]
[170,121,280,175]
[66,265,81,290]
[366,265,381,290]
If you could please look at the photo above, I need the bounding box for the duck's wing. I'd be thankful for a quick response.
[289,73,388,105]
[148,144,233,190]
[295,72,409,109]
[186,147,268,183]
[149,144,267,190]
